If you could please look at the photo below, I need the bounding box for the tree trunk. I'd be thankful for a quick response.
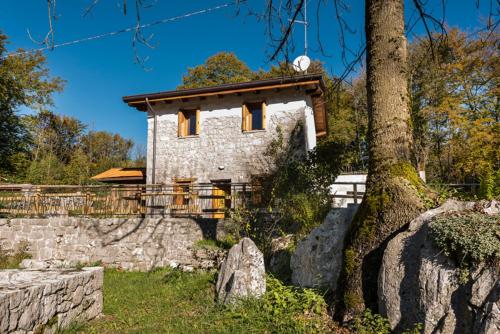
[336,0,434,320]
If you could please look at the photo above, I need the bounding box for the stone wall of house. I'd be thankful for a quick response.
[0,267,103,333]
[147,90,315,183]
[0,217,215,270]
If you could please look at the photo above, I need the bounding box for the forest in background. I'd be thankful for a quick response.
[0,28,498,189]
[0,32,144,185]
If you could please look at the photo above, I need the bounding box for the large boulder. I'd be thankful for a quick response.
[290,205,358,289]
[379,199,499,334]
[216,238,266,304]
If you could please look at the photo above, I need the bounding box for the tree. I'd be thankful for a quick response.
[81,131,134,175]
[177,52,254,89]
[0,32,63,176]
[24,111,86,164]
[409,29,499,184]
[336,0,435,319]
[63,148,92,185]
[25,152,64,184]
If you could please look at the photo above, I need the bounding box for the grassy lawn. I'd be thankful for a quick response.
[63,268,340,334]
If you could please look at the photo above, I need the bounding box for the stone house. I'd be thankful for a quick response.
[123,74,327,216]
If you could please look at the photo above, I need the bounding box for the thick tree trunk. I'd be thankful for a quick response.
[336,0,434,320]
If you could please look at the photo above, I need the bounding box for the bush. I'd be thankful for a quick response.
[262,276,327,316]
[349,309,391,334]
[226,276,335,333]
[429,212,500,282]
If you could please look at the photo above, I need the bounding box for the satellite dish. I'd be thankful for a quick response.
[292,55,311,73]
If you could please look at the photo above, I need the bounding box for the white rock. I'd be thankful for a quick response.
[216,238,266,304]
[291,206,358,289]
[378,199,499,334]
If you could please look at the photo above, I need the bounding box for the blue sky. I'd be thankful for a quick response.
[0,0,494,151]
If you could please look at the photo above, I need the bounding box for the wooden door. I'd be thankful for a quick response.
[212,183,231,219]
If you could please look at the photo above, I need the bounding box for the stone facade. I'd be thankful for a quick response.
[147,90,317,184]
[0,267,103,333]
[0,217,214,271]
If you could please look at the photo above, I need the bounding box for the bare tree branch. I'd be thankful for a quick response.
[269,0,305,60]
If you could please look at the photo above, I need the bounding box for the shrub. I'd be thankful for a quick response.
[429,212,500,282]
[262,276,327,316]
[226,276,334,333]
[349,309,391,334]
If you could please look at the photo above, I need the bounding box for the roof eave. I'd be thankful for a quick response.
[123,74,326,111]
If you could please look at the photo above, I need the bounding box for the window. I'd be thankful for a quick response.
[178,109,200,137]
[242,102,266,132]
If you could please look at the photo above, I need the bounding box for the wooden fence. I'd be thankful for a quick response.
[0,183,263,218]
[0,182,481,218]
[330,182,481,206]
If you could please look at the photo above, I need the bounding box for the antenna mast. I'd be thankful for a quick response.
[290,0,308,56]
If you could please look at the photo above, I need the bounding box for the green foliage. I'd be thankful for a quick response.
[350,310,423,334]
[178,52,254,89]
[5,114,137,185]
[63,149,92,185]
[0,240,31,269]
[25,152,65,184]
[61,269,336,334]
[262,276,327,317]
[409,29,499,185]
[224,123,346,259]
[194,238,234,250]
[0,32,63,175]
[429,212,500,282]
[263,124,344,236]
[0,31,138,184]
[479,169,500,200]
[350,309,392,334]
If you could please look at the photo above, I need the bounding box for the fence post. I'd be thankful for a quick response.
[353,183,358,204]
[34,189,41,216]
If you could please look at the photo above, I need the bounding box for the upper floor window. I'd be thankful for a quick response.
[242,102,266,132]
[178,109,200,137]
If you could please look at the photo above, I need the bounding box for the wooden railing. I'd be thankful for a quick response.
[0,183,263,218]
[330,182,482,206]
[331,182,365,205]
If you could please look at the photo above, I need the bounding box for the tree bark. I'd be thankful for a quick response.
[336,0,434,320]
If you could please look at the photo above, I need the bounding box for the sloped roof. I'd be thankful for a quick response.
[123,74,325,111]
[91,168,146,182]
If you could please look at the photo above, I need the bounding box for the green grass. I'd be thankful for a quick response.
[62,268,339,334]
[194,238,235,250]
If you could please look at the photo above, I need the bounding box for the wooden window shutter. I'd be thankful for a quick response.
[242,104,249,131]
[195,109,200,135]
[178,111,185,137]
[261,102,266,130]
[311,94,328,137]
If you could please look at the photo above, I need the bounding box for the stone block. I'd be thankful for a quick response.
[0,267,103,333]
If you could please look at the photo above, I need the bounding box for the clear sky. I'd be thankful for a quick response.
[0,0,494,151]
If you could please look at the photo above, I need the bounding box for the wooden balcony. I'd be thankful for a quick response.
[0,183,263,219]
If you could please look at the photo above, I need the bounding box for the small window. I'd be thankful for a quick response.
[178,109,200,137]
[242,102,266,132]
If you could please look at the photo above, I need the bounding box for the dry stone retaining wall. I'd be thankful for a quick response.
[0,267,103,333]
[0,217,213,270]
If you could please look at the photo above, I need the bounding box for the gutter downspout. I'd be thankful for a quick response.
[145,98,157,185]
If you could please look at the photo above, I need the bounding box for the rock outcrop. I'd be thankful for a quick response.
[216,238,266,304]
[379,199,499,334]
[290,206,358,289]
